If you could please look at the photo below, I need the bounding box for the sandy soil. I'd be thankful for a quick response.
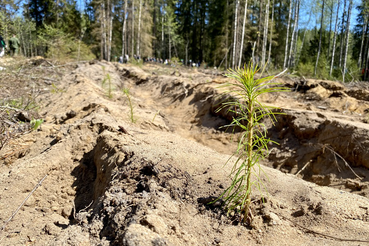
[0,59,369,245]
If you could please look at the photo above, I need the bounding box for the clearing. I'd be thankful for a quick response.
[0,58,369,245]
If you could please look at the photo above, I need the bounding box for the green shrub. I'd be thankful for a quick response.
[38,24,95,61]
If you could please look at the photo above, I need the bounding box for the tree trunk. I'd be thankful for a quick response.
[232,0,239,68]
[342,0,353,83]
[314,0,324,76]
[288,0,298,68]
[131,0,135,57]
[107,0,112,61]
[256,0,264,62]
[327,2,333,61]
[292,0,300,65]
[162,1,164,58]
[103,2,107,60]
[296,11,311,67]
[137,0,142,57]
[358,18,367,68]
[363,24,369,80]
[283,0,293,68]
[267,0,274,67]
[339,0,347,68]
[251,41,256,65]
[153,0,157,57]
[329,0,340,76]
[364,36,369,80]
[122,0,128,58]
[225,0,229,69]
[100,3,105,60]
[261,0,269,67]
[168,22,171,59]
[185,39,188,66]
[238,0,248,67]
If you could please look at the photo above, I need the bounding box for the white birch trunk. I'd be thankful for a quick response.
[329,1,340,76]
[103,3,107,60]
[232,0,239,68]
[261,0,269,67]
[132,0,135,57]
[122,0,128,58]
[293,0,300,62]
[238,0,248,67]
[100,4,105,60]
[327,3,333,60]
[339,0,347,68]
[267,0,274,67]
[283,0,293,68]
[162,6,164,58]
[288,0,298,68]
[342,0,353,83]
[137,0,142,57]
[314,0,324,76]
[169,28,171,59]
[107,0,112,61]
[225,0,229,69]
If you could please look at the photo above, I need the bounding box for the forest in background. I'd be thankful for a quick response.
[1,0,369,82]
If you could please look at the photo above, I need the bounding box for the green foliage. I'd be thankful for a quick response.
[38,24,95,61]
[296,62,315,77]
[2,97,39,111]
[122,88,137,123]
[30,118,43,130]
[130,58,144,67]
[106,73,112,98]
[216,64,286,223]
[170,57,180,66]
[101,66,113,98]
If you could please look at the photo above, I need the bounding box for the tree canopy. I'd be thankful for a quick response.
[0,0,368,81]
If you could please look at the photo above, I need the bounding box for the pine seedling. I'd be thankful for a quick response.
[106,73,112,98]
[217,63,286,223]
[123,88,137,123]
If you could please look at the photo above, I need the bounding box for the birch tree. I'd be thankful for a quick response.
[339,0,347,68]
[283,0,293,68]
[314,0,324,76]
[137,0,143,57]
[329,0,340,76]
[232,0,240,68]
[131,0,135,57]
[261,0,270,67]
[267,0,274,67]
[122,0,128,58]
[288,0,299,68]
[238,0,248,67]
[342,0,353,82]
[100,3,105,60]
[107,0,113,61]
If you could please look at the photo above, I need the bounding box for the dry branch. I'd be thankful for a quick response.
[0,174,48,233]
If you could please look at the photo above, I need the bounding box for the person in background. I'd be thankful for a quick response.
[0,35,5,57]
[8,34,20,56]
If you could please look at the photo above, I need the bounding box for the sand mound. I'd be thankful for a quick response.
[0,61,368,245]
